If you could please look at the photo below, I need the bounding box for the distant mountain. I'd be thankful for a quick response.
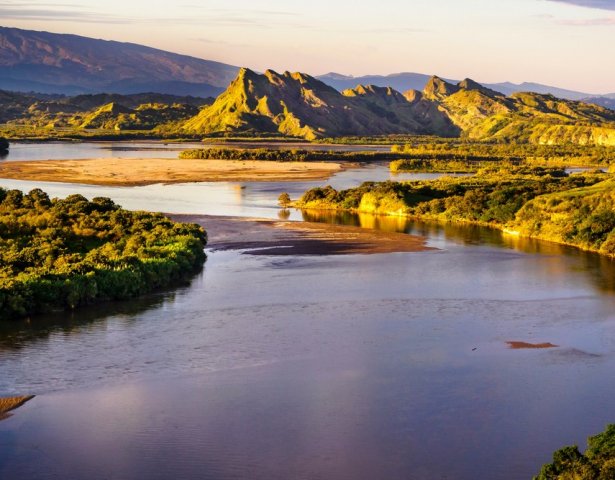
[317,72,609,102]
[582,97,615,111]
[487,82,593,101]
[0,26,239,96]
[182,68,615,145]
[317,72,458,94]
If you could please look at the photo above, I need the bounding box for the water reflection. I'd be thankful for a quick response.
[299,208,615,294]
[0,275,196,353]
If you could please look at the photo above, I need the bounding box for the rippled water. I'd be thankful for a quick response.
[0,143,614,480]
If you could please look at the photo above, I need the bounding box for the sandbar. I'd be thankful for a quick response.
[0,157,343,185]
[172,214,432,255]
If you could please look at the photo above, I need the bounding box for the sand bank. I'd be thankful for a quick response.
[0,158,342,185]
[171,214,432,256]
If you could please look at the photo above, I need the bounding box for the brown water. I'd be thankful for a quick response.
[1,143,615,479]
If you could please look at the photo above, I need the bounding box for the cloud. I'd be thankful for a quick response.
[0,3,133,24]
[558,16,615,24]
[546,0,615,10]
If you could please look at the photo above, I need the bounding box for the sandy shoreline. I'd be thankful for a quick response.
[0,157,343,185]
[171,214,432,255]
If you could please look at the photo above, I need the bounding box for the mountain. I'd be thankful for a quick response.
[182,68,459,140]
[317,72,608,102]
[582,97,615,111]
[317,72,458,94]
[0,26,239,96]
[182,68,615,145]
[487,82,594,101]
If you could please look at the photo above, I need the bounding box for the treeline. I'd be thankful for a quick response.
[391,142,615,165]
[179,147,403,162]
[0,189,207,320]
[390,158,487,173]
[294,166,615,256]
[534,424,615,479]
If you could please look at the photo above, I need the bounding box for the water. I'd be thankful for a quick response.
[0,143,614,480]
[0,140,392,162]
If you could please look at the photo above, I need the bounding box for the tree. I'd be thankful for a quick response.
[0,138,8,152]
[278,192,291,208]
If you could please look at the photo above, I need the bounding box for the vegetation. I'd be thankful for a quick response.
[180,147,403,162]
[278,192,291,208]
[294,166,615,256]
[534,424,615,479]
[0,90,212,140]
[0,188,207,320]
[0,137,7,151]
[390,159,479,173]
[390,142,615,166]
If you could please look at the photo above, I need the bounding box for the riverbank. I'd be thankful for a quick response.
[170,214,431,255]
[0,158,344,185]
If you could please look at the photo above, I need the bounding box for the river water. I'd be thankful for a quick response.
[0,142,614,480]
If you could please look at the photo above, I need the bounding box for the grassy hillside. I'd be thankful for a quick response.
[0,90,211,136]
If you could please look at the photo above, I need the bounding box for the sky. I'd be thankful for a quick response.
[1,0,614,93]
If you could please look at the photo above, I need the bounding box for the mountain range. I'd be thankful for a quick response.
[316,72,615,103]
[0,26,613,105]
[181,68,615,145]
[0,26,237,96]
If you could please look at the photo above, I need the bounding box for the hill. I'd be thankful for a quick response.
[182,68,459,140]
[0,90,212,131]
[0,26,239,96]
[181,69,615,145]
[426,77,615,144]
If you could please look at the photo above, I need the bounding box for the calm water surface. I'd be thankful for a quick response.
[0,143,614,480]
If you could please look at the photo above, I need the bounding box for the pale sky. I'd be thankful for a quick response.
[1,0,614,93]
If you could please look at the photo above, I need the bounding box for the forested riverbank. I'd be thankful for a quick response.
[294,166,615,257]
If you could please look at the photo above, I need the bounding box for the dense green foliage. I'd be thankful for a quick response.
[179,147,403,162]
[0,189,207,320]
[0,137,8,151]
[534,424,615,479]
[295,166,615,256]
[391,142,615,166]
[390,158,479,173]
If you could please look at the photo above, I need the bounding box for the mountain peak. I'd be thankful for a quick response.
[423,76,460,100]
[458,78,503,98]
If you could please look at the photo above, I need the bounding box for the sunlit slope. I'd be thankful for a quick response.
[183,69,615,144]
[430,77,615,145]
[182,68,457,140]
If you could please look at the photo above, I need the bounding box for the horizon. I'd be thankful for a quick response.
[1,0,614,95]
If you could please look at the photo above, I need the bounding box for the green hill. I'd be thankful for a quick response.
[0,90,210,132]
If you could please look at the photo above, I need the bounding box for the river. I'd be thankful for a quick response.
[0,142,614,480]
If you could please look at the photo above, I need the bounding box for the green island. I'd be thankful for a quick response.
[534,424,615,479]
[293,165,615,257]
[0,188,207,320]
